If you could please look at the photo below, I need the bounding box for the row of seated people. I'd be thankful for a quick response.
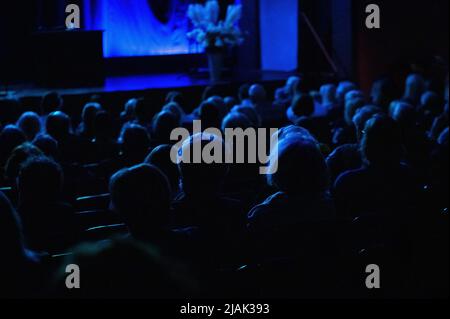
[0,73,448,298]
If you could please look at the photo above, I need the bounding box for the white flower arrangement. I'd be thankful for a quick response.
[187,0,244,51]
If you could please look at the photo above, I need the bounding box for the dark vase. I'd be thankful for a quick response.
[207,48,225,83]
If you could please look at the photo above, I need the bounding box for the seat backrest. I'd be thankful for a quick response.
[75,193,110,212]
[74,209,122,230]
[84,223,128,241]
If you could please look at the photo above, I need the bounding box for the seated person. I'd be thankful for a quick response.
[317,83,338,117]
[151,111,180,145]
[17,112,41,141]
[286,93,315,124]
[45,111,88,164]
[32,134,59,160]
[275,76,301,107]
[249,84,285,126]
[172,133,246,266]
[17,156,79,253]
[97,123,151,181]
[331,97,365,146]
[0,125,27,178]
[76,102,102,140]
[110,164,193,255]
[0,191,44,298]
[248,136,336,261]
[4,143,43,193]
[327,105,382,183]
[333,115,420,221]
[90,111,119,162]
[50,238,198,299]
[145,145,181,198]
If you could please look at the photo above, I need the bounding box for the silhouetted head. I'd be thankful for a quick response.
[165,91,187,110]
[291,94,315,117]
[221,112,253,131]
[207,96,227,117]
[249,84,267,104]
[267,137,329,196]
[238,83,251,103]
[230,105,261,127]
[89,94,103,104]
[94,111,114,141]
[16,112,41,141]
[119,124,151,162]
[0,125,27,167]
[110,164,171,239]
[121,98,138,123]
[224,96,237,112]
[352,105,383,142]
[134,98,157,125]
[40,92,62,116]
[18,156,63,204]
[361,115,403,167]
[152,111,180,144]
[80,102,102,137]
[391,101,416,129]
[32,134,58,160]
[320,84,337,105]
[199,101,222,128]
[202,85,221,101]
[45,111,71,141]
[336,81,357,105]
[345,90,365,103]
[162,102,185,123]
[5,143,43,185]
[344,98,366,126]
[275,125,317,145]
[286,76,301,96]
[145,144,180,194]
[404,74,426,106]
[419,91,443,118]
[371,78,397,110]
[177,133,228,196]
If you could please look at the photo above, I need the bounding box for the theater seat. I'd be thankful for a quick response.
[84,224,128,241]
[74,209,122,230]
[75,193,111,212]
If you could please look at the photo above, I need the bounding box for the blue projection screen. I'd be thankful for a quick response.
[260,0,298,71]
[83,0,201,58]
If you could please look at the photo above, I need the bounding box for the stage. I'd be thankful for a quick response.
[8,70,294,99]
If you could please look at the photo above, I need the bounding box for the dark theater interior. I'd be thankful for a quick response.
[0,0,448,302]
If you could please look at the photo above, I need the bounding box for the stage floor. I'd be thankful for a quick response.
[6,70,294,98]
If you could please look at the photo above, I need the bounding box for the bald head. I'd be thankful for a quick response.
[249,84,267,104]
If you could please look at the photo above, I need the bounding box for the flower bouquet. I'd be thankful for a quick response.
[187,0,244,81]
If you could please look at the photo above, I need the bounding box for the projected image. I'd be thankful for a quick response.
[84,0,201,57]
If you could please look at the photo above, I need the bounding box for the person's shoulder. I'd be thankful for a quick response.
[327,143,359,160]
[334,166,366,189]
[248,192,286,220]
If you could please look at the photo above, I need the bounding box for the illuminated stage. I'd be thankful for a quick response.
[11,70,294,98]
